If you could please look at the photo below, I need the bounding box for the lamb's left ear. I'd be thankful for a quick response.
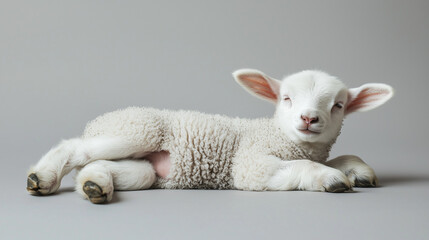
[346,83,394,114]
[233,69,281,104]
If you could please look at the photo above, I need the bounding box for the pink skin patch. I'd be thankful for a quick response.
[146,151,171,179]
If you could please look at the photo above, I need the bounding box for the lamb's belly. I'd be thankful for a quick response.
[147,149,234,189]
[147,147,235,189]
[146,151,171,179]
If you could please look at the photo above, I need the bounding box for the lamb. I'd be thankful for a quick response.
[26,69,394,204]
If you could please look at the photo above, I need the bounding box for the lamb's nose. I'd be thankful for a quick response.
[301,115,319,125]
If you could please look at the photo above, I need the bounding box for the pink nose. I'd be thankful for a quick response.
[301,115,319,125]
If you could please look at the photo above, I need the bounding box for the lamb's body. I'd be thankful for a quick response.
[27,69,393,204]
[82,107,312,189]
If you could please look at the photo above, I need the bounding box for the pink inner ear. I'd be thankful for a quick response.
[347,88,390,113]
[241,75,277,100]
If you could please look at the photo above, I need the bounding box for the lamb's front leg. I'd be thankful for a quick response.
[325,155,378,187]
[232,155,352,192]
[267,160,353,192]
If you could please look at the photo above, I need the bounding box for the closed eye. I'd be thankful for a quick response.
[334,102,344,109]
[283,96,290,101]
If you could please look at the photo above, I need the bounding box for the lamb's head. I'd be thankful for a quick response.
[233,69,394,145]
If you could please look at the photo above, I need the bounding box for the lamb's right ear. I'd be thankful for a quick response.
[233,69,281,104]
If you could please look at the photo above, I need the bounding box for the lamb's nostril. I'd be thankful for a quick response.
[311,117,319,124]
[301,115,319,125]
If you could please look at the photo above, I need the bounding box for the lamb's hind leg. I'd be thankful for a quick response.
[325,155,378,187]
[75,159,156,204]
[27,137,145,195]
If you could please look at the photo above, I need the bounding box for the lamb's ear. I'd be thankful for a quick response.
[346,83,394,114]
[233,69,281,104]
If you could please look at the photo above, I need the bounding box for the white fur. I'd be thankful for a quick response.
[75,160,156,201]
[27,69,393,203]
[325,155,379,187]
[27,137,142,194]
[267,160,350,191]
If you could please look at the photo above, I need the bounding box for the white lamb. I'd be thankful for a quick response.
[27,69,394,204]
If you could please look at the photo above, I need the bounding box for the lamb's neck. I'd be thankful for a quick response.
[295,141,333,162]
[243,117,334,162]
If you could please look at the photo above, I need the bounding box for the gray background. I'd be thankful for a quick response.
[1,1,428,239]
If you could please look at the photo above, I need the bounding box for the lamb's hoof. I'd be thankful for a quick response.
[83,181,108,204]
[325,182,352,193]
[354,178,377,188]
[27,173,41,195]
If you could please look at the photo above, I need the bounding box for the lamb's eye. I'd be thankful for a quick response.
[283,96,290,101]
[334,102,344,109]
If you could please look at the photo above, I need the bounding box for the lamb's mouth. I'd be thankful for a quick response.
[298,129,321,135]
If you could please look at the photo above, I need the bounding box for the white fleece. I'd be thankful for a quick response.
[82,107,320,189]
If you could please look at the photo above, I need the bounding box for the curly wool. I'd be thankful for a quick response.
[82,107,328,190]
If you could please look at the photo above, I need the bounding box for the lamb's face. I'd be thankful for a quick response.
[233,69,394,145]
[275,71,348,144]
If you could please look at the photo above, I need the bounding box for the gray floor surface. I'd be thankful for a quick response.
[2,166,428,240]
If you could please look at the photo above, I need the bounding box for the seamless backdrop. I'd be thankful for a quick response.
[1,1,428,240]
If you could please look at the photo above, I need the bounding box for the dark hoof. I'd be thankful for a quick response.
[27,173,41,195]
[83,181,107,204]
[325,182,352,193]
[354,178,377,188]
